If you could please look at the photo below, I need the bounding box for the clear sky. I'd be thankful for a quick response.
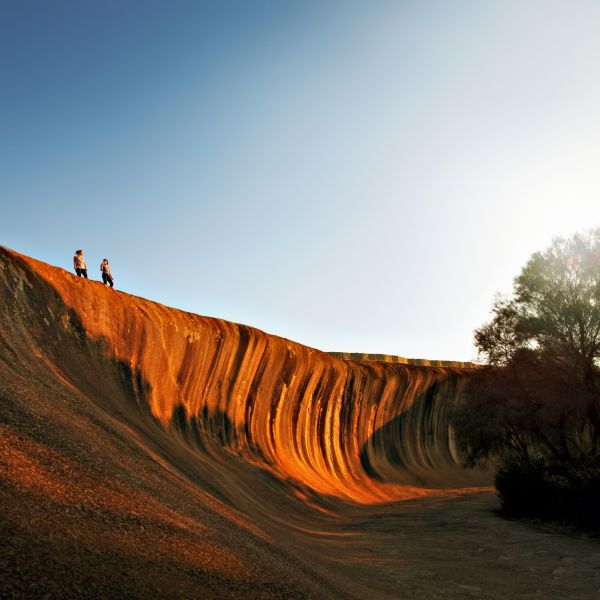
[2,0,600,361]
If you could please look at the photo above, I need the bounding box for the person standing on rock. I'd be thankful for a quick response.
[73,249,88,278]
[100,259,114,288]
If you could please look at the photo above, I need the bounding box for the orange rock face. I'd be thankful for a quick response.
[0,247,488,506]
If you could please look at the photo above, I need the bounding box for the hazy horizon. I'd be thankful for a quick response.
[3,0,600,360]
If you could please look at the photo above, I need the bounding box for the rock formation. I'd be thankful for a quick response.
[0,247,487,505]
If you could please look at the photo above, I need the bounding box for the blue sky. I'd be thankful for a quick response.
[2,0,600,360]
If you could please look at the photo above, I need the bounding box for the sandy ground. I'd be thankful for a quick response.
[288,493,600,599]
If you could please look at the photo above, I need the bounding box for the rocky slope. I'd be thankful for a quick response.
[0,247,486,503]
[0,246,491,598]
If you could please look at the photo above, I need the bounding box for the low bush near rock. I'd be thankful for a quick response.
[495,459,600,531]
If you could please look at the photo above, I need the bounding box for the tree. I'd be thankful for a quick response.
[452,229,600,527]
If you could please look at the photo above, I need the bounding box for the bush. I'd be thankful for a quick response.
[495,458,600,531]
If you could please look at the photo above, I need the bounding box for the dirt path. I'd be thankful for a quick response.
[280,492,600,599]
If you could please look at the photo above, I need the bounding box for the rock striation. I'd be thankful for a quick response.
[0,247,487,506]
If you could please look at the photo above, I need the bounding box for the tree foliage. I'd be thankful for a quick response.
[476,230,600,368]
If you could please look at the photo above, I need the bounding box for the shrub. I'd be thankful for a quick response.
[495,458,600,531]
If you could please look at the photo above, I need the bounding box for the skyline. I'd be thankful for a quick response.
[3,1,600,360]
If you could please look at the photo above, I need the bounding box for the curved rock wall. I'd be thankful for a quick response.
[0,247,489,504]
